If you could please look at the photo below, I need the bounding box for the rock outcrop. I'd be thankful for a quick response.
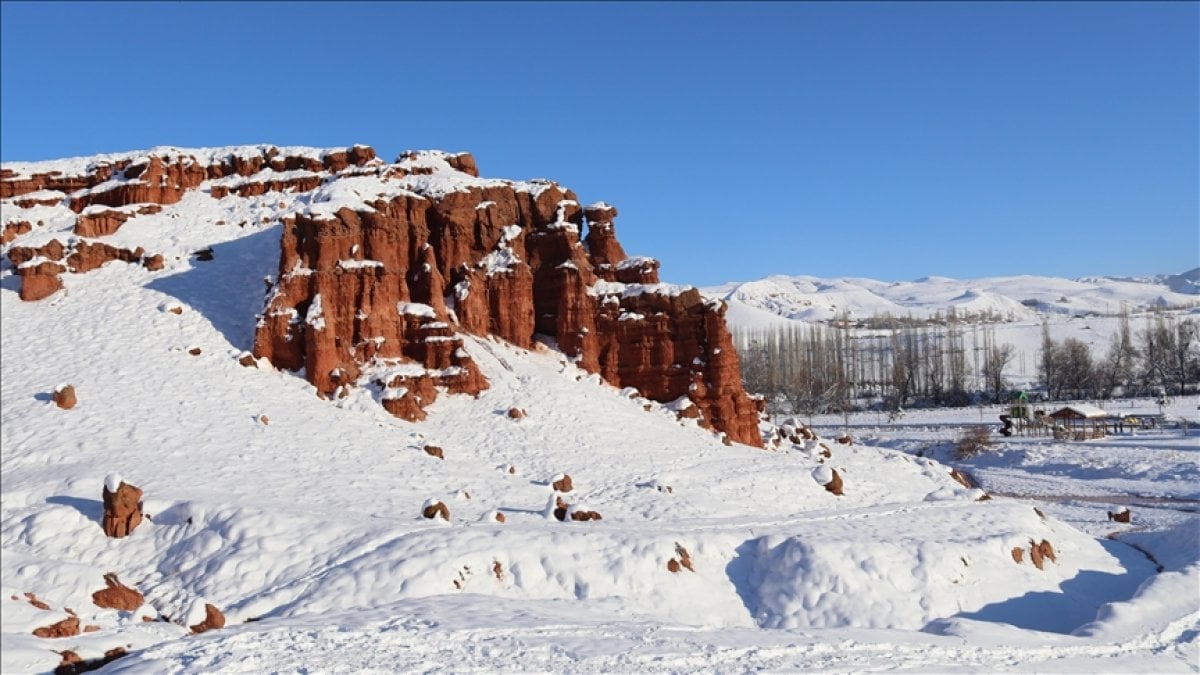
[4,145,761,445]
[91,573,143,611]
[101,477,143,538]
[249,151,761,444]
[33,616,80,639]
[189,603,226,634]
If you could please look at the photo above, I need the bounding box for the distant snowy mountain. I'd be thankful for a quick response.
[704,271,1200,328]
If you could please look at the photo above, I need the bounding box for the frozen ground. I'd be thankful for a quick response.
[1,148,1197,673]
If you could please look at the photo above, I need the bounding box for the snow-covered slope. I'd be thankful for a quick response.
[2,146,1196,672]
[705,271,1200,327]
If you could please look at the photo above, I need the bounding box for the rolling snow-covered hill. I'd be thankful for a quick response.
[1,145,1196,673]
[704,271,1200,327]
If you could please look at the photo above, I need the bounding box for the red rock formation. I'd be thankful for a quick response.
[824,469,844,496]
[422,501,450,521]
[551,474,573,493]
[54,647,128,675]
[7,238,163,300]
[52,385,77,410]
[949,468,975,489]
[91,574,143,611]
[189,603,226,634]
[33,616,80,639]
[101,481,144,538]
[3,220,32,243]
[25,592,51,610]
[75,205,161,237]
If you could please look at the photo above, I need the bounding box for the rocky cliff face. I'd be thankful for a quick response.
[2,145,761,445]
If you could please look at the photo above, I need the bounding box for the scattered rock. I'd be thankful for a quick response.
[91,573,143,611]
[237,353,257,367]
[1034,507,1046,520]
[507,407,526,420]
[824,469,844,496]
[1108,508,1131,523]
[52,385,77,410]
[82,625,100,633]
[569,509,602,521]
[949,468,975,489]
[189,603,225,634]
[1038,539,1057,563]
[1011,547,1024,564]
[492,560,504,582]
[188,347,202,356]
[422,500,450,521]
[101,477,143,538]
[553,496,569,522]
[494,511,506,523]
[551,473,573,493]
[142,254,165,271]
[667,559,681,573]
[33,616,80,639]
[193,248,214,261]
[259,415,269,425]
[674,543,694,572]
[25,592,50,610]
[424,445,444,460]
[168,305,183,315]
[976,493,992,502]
[54,647,127,675]
[836,435,853,445]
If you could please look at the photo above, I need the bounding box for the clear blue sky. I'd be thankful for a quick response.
[2,2,1196,286]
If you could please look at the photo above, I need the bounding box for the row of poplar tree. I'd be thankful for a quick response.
[736,308,1199,416]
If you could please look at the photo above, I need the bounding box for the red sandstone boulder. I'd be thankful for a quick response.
[949,468,975,489]
[424,445,444,460]
[101,476,143,538]
[551,473,573,493]
[422,499,450,521]
[52,385,77,410]
[3,220,33,243]
[18,261,65,301]
[33,616,79,639]
[824,469,844,496]
[189,603,226,634]
[25,592,50,610]
[1108,508,1131,523]
[91,573,143,611]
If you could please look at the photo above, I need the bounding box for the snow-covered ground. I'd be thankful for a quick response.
[2,148,1197,672]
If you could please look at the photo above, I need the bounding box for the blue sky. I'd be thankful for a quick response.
[2,2,1196,286]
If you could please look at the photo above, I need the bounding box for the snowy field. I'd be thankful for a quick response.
[2,148,1198,673]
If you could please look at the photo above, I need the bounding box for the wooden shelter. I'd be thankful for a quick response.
[1048,404,1108,440]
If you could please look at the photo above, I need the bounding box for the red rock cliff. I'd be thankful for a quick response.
[250,151,761,445]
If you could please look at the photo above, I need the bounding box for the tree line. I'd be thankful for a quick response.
[736,308,1199,416]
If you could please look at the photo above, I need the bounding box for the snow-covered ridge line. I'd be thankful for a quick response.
[1,144,375,179]
[706,269,1200,327]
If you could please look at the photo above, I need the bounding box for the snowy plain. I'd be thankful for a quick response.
[0,147,1196,673]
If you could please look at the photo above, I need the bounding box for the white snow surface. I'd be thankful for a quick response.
[0,146,1196,673]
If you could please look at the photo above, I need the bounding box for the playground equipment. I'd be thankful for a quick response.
[998,391,1051,437]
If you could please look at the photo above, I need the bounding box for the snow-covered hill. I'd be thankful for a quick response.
[2,146,1196,672]
[704,271,1200,327]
